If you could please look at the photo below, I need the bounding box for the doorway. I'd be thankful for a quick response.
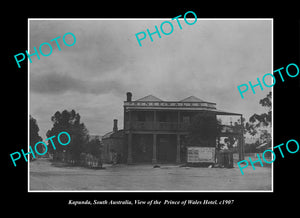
[132,134,153,163]
[157,135,176,163]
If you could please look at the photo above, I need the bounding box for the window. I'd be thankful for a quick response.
[137,112,146,121]
[183,116,190,123]
[158,112,168,122]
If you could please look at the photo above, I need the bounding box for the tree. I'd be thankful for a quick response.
[30,115,43,158]
[186,111,217,147]
[46,109,89,164]
[84,138,101,157]
[245,92,272,142]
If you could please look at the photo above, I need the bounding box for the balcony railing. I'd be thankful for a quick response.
[125,122,242,134]
[218,125,242,134]
[125,121,190,131]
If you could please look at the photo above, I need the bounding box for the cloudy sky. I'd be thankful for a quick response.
[29,19,272,139]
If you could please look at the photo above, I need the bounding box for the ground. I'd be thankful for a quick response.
[29,158,272,191]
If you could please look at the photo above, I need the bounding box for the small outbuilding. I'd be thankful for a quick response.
[101,119,124,163]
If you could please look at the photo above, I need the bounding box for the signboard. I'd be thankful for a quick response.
[187,147,215,163]
[124,101,216,109]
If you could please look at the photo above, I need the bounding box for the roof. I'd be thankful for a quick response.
[180,96,204,102]
[135,95,206,102]
[124,94,242,116]
[136,95,163,102]
[215,109,242,116]
[125,95,216,111]
[256,141,271,149]
[102,130,124,140]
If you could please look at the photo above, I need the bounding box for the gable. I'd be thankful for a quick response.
[180,96,204,102]
[136,95,163,102]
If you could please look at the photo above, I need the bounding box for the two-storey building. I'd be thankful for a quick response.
[123,92,244,164]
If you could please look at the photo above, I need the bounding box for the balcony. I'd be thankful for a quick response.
[218,125,242,134]
[125,121,190,131]
[125,122,242,134]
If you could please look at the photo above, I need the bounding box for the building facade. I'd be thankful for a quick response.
[102,119,124,163]
[123,92,244,164]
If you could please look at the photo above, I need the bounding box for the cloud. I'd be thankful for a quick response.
[29,19,272,138]
[30,72,126,95]
[31,72,80,94]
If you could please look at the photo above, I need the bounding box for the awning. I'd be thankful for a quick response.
[256,142,269,149]
[215,109,242,116]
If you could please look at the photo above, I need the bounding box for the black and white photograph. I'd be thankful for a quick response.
[5,4,300,212]
[28,18,273,191]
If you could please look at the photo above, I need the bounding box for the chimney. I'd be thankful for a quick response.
[126,92,132,102]
[113,119,118,133]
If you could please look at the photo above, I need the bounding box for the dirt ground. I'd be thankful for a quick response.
[29,158,272,191]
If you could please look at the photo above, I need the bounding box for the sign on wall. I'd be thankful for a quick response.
[187,147,215,163]
[124,101,216,109]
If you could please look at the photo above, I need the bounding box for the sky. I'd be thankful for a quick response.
[29,19,272,139]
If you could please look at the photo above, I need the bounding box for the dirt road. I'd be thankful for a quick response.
[29,158,272,191]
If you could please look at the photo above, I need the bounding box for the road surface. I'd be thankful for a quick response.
[29,158,272,191]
